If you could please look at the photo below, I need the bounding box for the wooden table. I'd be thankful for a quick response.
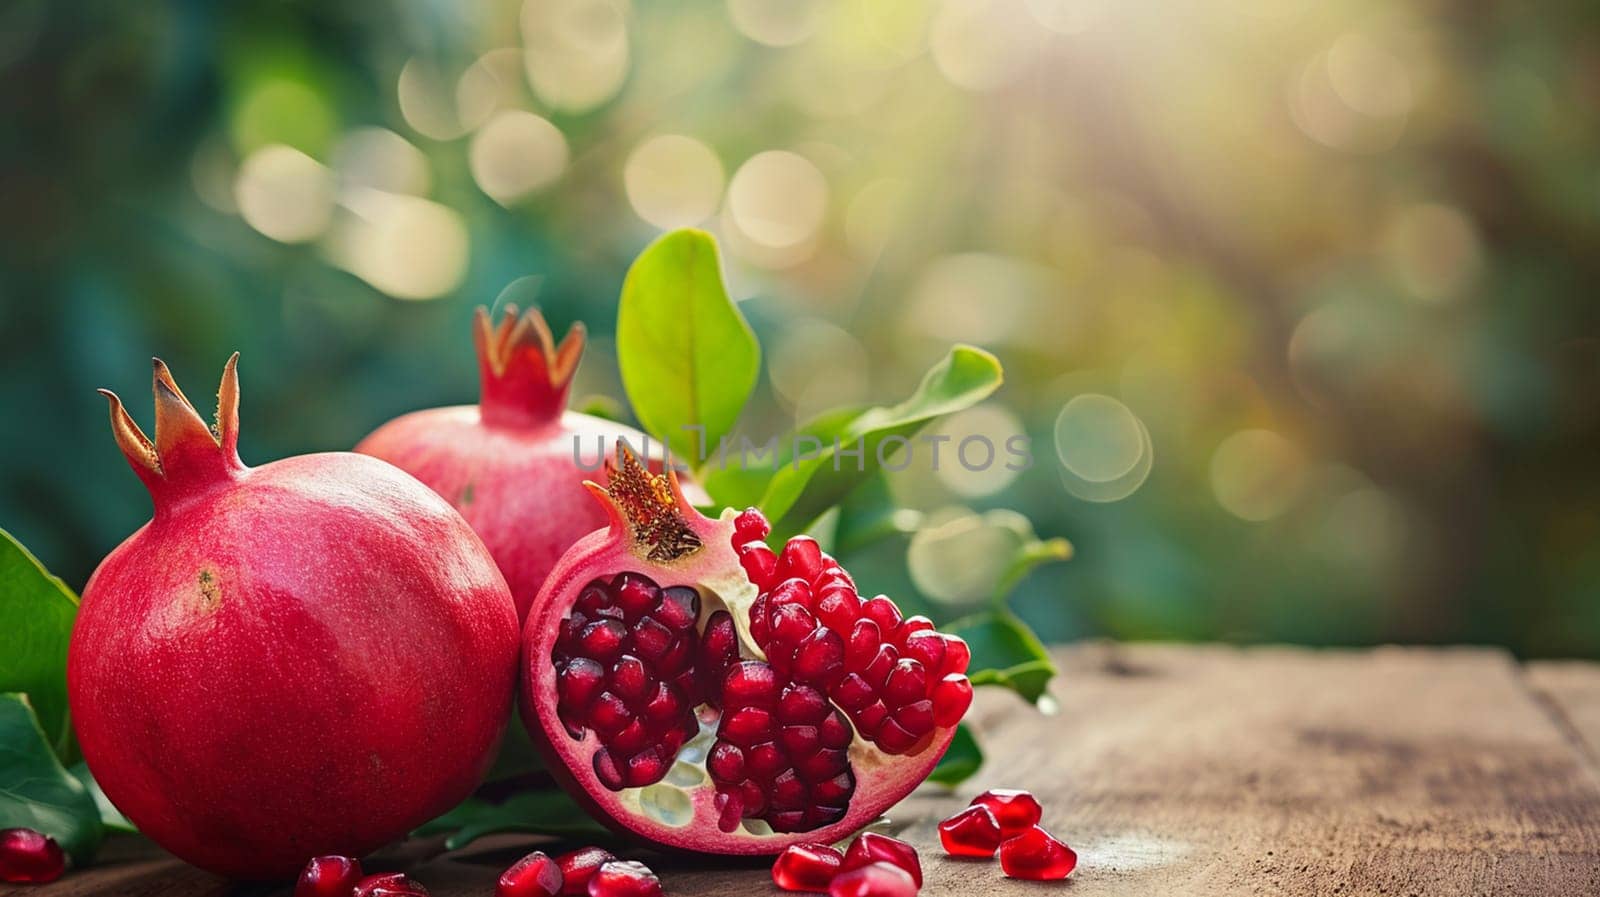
[23,645,1600,896]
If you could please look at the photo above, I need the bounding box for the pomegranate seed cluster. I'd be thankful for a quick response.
[553,572,703,790]
[296,847,661,897]
[733,513,973,755]
[936,789,1077,881]
[706,659,857,832]
[771,832,922,896]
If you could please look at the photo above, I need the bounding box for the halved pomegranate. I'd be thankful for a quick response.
[518,447,973,853]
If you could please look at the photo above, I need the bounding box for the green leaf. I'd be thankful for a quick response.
[572,394,625,423]
[0,694,103,864]
[0,528,80,761]
[617,229,759,467]
[831,474,924,556]
[928,723,983,786]
[994,536,1073,604]
[948,611,1057,706]
[416,790,609,850]
[68,763,135,833]
[760,346,1004,541]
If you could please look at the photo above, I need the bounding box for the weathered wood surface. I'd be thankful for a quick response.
[15,644,1600,897]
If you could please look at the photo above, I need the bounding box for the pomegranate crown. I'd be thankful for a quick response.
[99,355,244,504]
[474,304,585,427]
[585,443,704,563]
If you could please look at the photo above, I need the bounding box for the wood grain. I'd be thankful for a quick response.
[12,645,1600,897]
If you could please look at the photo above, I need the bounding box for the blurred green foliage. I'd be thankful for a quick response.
[2,0,1598,656]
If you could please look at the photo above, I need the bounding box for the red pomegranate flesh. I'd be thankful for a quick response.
[519,447,974,853]
[358,306,687,621]
[68,357,519,879]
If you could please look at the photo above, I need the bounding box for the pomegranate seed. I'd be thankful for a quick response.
[353,872,429,897]
[498,851,564,897]
[937,635,971,676]
[938,805,1003,858]
[998,826,1077,880]
[557,848,616,896]
[735,507,770,541]
[841,833,922,887]
[777,537,825,583]
[0,829,65,884]
[724,661,781,707]
[772,843,844,892]
[930,675,973,727]
[296,855,364,897]
[739,542,779,588]
[827,862,916,897]
[859,596,901,632]
[969,789,1042,837]
[587,860,662,897]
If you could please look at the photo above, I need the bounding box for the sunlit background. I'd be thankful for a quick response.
[3,0,1598,655]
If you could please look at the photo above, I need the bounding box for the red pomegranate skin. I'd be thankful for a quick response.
[357,306,682,622]
[68,357,519,880]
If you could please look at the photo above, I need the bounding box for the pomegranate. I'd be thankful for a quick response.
[499,851,564,897]
[968,789,1041,838]
[828,863,916,897]
[557,847,617,895]
[518,446,973,854]
[998,827,1076,880]
[0,828,65,884]
[937,806,1002,858]
[358,305,682,621]
[68,356,520,880]
[296,856,364,897]
[772,843,844,892]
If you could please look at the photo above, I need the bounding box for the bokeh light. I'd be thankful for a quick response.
[456,49,527,131]
[1210,430,1308,522]
[469,111,569,205]
[624,135,725,229]
[521,0,631,113]
[233,145,335,243]
[768,318,869,420]
[930,0,1044,92]
[1381,203,1482,303]
[332,128,431,197]
[328,190,469,300]
[1055,395,1153,503]
[727,0,822,47]
[724,150,828,267]
[397,58,466,141]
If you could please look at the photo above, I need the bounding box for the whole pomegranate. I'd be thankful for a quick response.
[68,356,520,880]
[357,305,680,621]
[519,447,974,853]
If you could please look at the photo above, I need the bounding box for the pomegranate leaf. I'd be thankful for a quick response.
[0,693,103,864]
[928,723,984,786]
[0,528,79,762]
[618,229,759,467]
[946,611,1057,706]
[759,345,1003,542]
[830,473,924,556]
[68,763,136,832]
[416,790,609,849]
